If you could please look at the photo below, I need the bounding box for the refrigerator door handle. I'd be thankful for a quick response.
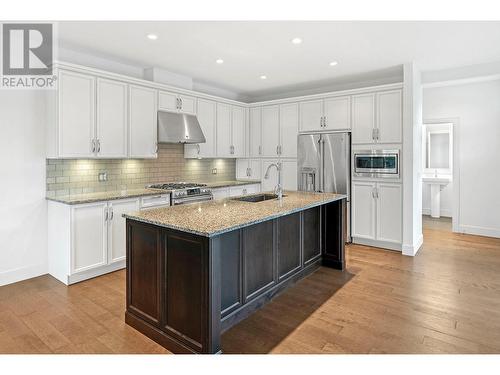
[319,137,325,192]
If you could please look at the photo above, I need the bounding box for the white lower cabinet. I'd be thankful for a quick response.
[48,197,142,285]
[352,181,402,248]
[211,183,261,200]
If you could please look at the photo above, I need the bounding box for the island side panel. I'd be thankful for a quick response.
[125,219,220,354]
[321,198,346,270]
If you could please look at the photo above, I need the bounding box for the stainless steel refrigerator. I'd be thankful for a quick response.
[297,132,351,241]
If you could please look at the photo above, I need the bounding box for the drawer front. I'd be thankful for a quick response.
[140,194,170,209]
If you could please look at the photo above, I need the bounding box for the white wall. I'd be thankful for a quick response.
[402,63,423,256]
[423,79,500,237]
[0,90,47,286]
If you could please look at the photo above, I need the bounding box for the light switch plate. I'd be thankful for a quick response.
[212,168,217,175]
[98,172,108,182]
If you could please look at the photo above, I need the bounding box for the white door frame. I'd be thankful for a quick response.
[422,117,460,232]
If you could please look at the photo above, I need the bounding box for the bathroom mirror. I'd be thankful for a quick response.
[423,123,453,175]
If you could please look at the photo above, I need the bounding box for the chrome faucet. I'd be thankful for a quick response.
[264,162,283,200]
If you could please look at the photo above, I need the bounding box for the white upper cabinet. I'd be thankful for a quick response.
[216,103,232,157]
[279,103,299,158]
[299,100,323,132]
[236,159,262,180]
[377,90,402,144]
[57,70,96,158]
[232,106,246,158]
[352,93,376,144]
[184,98,216,158]
[96,78,128,158]
[249,107,262,157]
[323,96,351,130]
[261,105,280,157]
[352,90,402,144]
[158,91,196,114]
[216,103,246,158]
[129,85,158,158]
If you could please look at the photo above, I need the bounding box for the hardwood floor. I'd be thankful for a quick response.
[1,223,500,354]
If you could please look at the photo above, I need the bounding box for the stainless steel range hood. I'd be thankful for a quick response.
[158,111,206,144]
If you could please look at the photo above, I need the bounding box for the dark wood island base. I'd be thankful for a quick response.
[125,198,346,354]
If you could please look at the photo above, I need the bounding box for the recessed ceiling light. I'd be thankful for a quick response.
[260,75,267,80]
[216,58,224,64]
[291,37,302,44]
[329,61,339,66]
[146,34,158,40]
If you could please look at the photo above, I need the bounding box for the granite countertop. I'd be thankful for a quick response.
[123,191,346,237]
[46,180,262,205]
[46,188,168,205]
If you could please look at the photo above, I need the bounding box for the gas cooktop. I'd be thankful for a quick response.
[148,182,207,190]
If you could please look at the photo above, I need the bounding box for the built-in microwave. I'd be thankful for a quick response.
[353,149,400,178]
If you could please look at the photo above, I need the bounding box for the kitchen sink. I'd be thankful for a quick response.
[231,193,285,203]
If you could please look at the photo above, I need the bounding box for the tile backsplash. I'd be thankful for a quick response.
[46,144,236,197]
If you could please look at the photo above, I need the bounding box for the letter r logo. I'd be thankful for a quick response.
[2,23,53,75]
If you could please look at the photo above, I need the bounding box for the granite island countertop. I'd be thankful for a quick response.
[46,180,261,205]
[123,191,346,237]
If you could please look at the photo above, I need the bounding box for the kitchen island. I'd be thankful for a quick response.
[123,191,347,354]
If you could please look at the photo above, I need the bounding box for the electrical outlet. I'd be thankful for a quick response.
[98,172,108,182]
[212,168,217,175]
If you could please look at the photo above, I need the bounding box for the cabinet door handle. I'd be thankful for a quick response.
[96,139,101,153]
[197,144,200,154]
[258,145,262,155]
[179,97,183,110]
[249,167,252,176]
[104,208,108,221]
[91,139,96,153]
[110,208,114,220]
[376,128,380,141]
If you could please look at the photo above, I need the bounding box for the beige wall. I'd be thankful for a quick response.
[46,144,236,197]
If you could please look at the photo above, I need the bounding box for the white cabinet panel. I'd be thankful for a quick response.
[249,159,262,180]
[216,103,232,157]
[212,187,229,200]
[299,100,323,132]
[129,85,157,158]
[185,98,216,158]
[261,160,279,192]
[282,160,298,191]
[232,106,246,158]
[352,181,376,240]
[376,183,402,243]
[324,96,351,130]
[108,198,139,264]
[236,159,250,180]
[280,103,299,158]
[377,90,402,144]
[96,78,127,158]
[229,184,261,197]
[178,95,196,115]
[58,70,96,158]
[71,202,107,274]
[249,107,262,157]
[261,105,280,157]
[352,94,375,144]
[158,91,178,112]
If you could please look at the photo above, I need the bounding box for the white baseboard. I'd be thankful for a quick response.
[457,225,500,239]
[0,263,48,287]
[402,234,424,256]
[422,208,452,218]
[352,237,402,252]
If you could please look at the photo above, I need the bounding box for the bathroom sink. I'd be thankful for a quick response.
[422,175,452,218]
[231,193,285,203]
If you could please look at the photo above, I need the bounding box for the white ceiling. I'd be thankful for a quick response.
[58,21,500,99]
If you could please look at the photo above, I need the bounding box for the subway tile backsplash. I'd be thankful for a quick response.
[46,144,236,197]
